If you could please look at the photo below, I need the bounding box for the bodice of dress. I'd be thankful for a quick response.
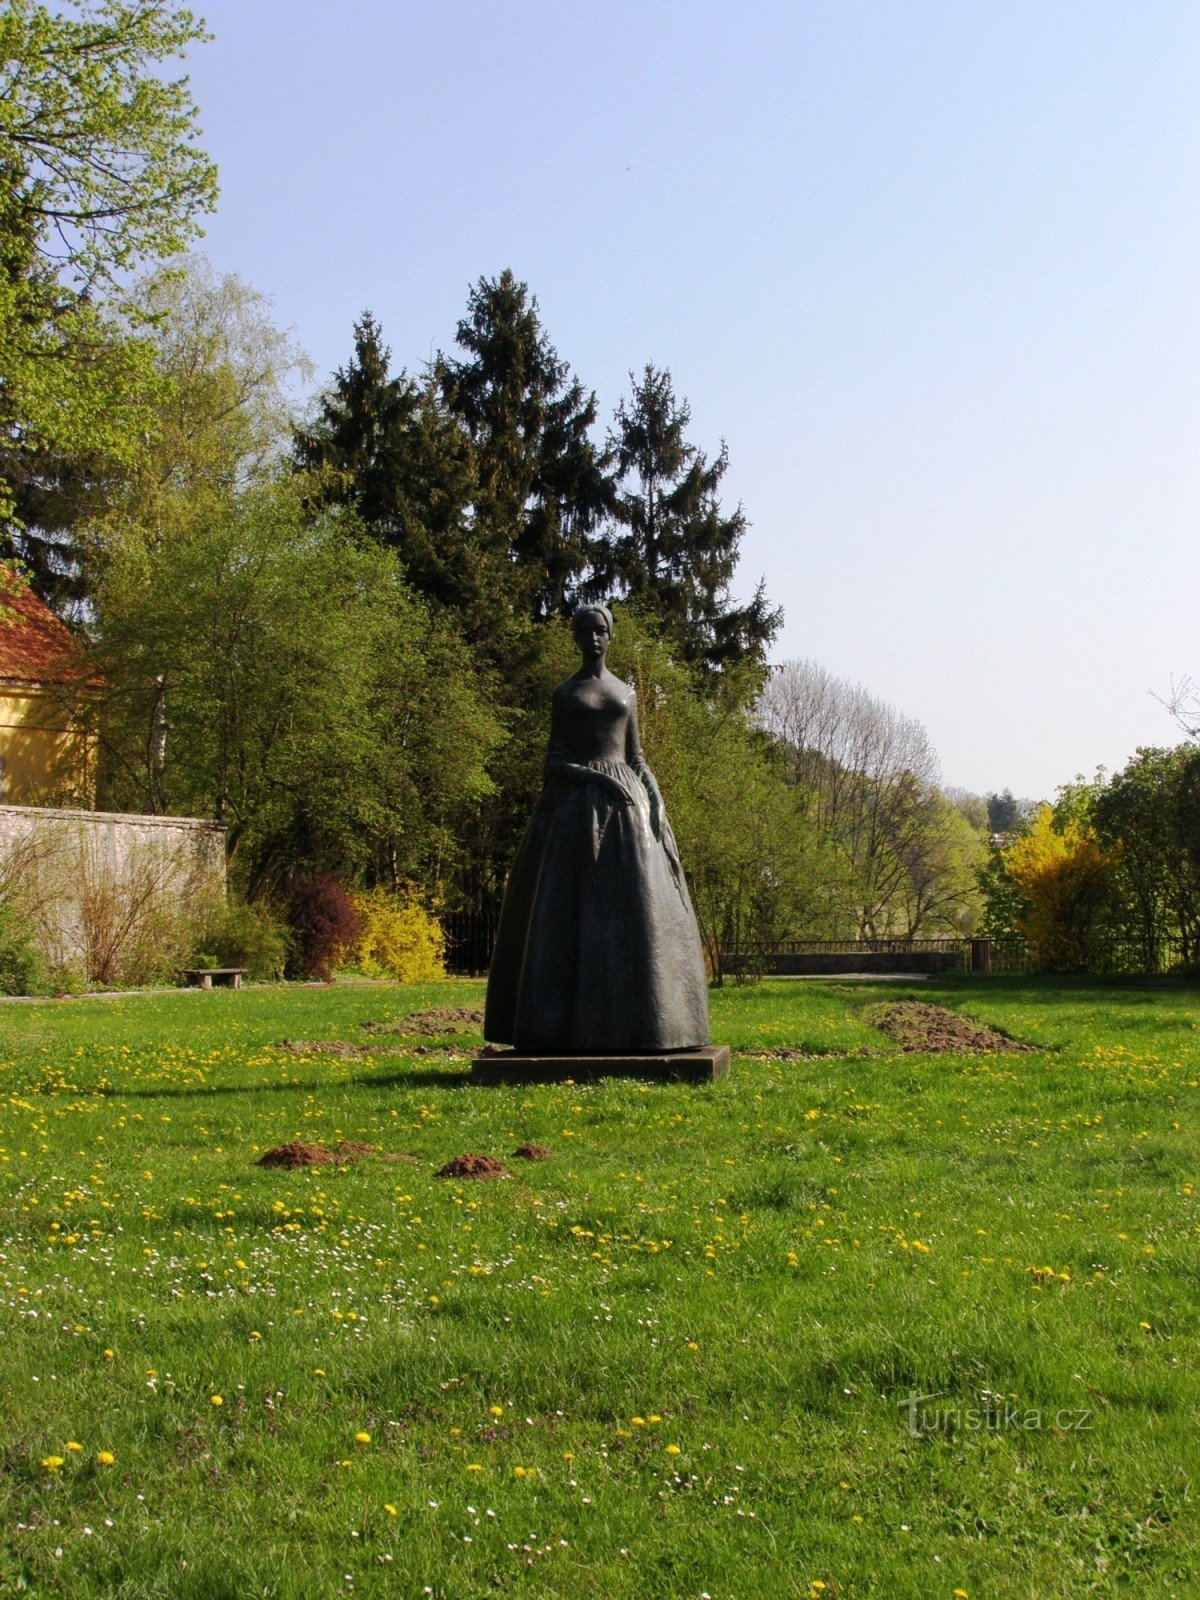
[546,674,645,772]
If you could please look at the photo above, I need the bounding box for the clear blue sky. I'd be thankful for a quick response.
[182,0,1200,801]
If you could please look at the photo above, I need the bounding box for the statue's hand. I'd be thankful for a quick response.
[648,787,663,839]
[598,773,635,806]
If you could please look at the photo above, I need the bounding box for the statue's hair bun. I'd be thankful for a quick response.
[572,602,614,634]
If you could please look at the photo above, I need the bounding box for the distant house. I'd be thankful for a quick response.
[0,567,95,805]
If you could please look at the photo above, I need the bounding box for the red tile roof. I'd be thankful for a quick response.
[0,566,87,685]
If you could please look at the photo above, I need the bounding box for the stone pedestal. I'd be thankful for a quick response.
[470,1045,730,1085]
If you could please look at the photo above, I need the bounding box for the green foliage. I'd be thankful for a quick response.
[986,788,1026,834]
[605,613,847,980]
[0,0,217,287]
[0,0,217,598]
[348,885,447,982]
[295,312,482,622]
[438,269,613,627]
[192,895,291,982]
[590,364,781,674]
[0,895,46,994]
[1092,744,1200,964]
[91,474,502,894]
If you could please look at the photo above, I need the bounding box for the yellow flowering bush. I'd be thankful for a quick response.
[347,886,447,982]
[1003,807,1115,971]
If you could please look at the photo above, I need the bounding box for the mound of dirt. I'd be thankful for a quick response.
[436,1153,508,1180]
[512,1143,551,1160]
[361,1007,484,1036]
[866,1002,1031,1054]
[257,1141,340,1169]
[257,1140,377,1169]
[276,1039,367,1056]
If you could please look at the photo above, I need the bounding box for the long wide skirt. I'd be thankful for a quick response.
[484,762,710,1054]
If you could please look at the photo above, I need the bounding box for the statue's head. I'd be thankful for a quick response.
[572,603,613,640]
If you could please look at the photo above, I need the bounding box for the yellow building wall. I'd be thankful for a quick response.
[0,684,95,806]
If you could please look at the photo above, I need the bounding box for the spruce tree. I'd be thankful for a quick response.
[592,363,781,674]
[437,270,612,623]
[295,313,483,624]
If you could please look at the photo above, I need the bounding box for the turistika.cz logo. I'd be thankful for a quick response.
[898,1390,1094,1437]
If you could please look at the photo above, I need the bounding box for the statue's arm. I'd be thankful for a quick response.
[626,692,663,836]
[545,690,633,803]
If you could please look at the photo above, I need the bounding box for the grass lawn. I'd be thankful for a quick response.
[1,976,1197,1598]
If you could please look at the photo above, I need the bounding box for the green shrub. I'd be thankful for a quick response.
[0,899,48,996]
[193,897,291,981]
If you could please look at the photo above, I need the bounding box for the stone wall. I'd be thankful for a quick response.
[0,804,226,985]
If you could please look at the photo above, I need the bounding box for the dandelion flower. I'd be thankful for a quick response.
[466,1464,482,1472]
[210,1395,223,1407]
[384,1504,397,1516]
[41,1455,64,1471]
[96,1451,115,1466]
[489,1405,504,1417]
[66,1441,82,1452]
[665,1444,681,1456]
[355,1431,371,1444]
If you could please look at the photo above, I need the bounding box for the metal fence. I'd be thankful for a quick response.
[439,915,1195,980]
[442,910,499,976]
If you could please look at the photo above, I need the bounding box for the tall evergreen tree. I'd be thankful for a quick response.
[591,363,781,674]
[295,313,483,623]
[437,270,612,623]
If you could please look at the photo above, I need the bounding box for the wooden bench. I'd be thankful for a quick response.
[182,967,248,989]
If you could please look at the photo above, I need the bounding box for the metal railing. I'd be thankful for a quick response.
[439,916,1196,980]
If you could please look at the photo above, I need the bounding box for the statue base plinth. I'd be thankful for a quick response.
[470,1046,730,1085]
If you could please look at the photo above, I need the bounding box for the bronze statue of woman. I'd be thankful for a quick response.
[484,604,711,1055]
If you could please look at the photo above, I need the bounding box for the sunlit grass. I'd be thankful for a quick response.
[0,976,1197,1597]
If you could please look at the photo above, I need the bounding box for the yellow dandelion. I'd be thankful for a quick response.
[66,1441,82,1452]
[489,1405,504,1417]
[513,1466,526,1477]
[96,1450,115,1466]
[466,1463,483,1472]
[355,1431,371,1444]
[665,1443,681,1455]
[210,1395,223,1407]
[313,1368,326,1377]
[41,1455,64,1471]
[384,1504,397,1515]
[647,1414,662,1423]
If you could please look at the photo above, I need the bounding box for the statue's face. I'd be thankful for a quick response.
[575,612,611,660]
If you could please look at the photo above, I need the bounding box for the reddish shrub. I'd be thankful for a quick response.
[284,874,362,981]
